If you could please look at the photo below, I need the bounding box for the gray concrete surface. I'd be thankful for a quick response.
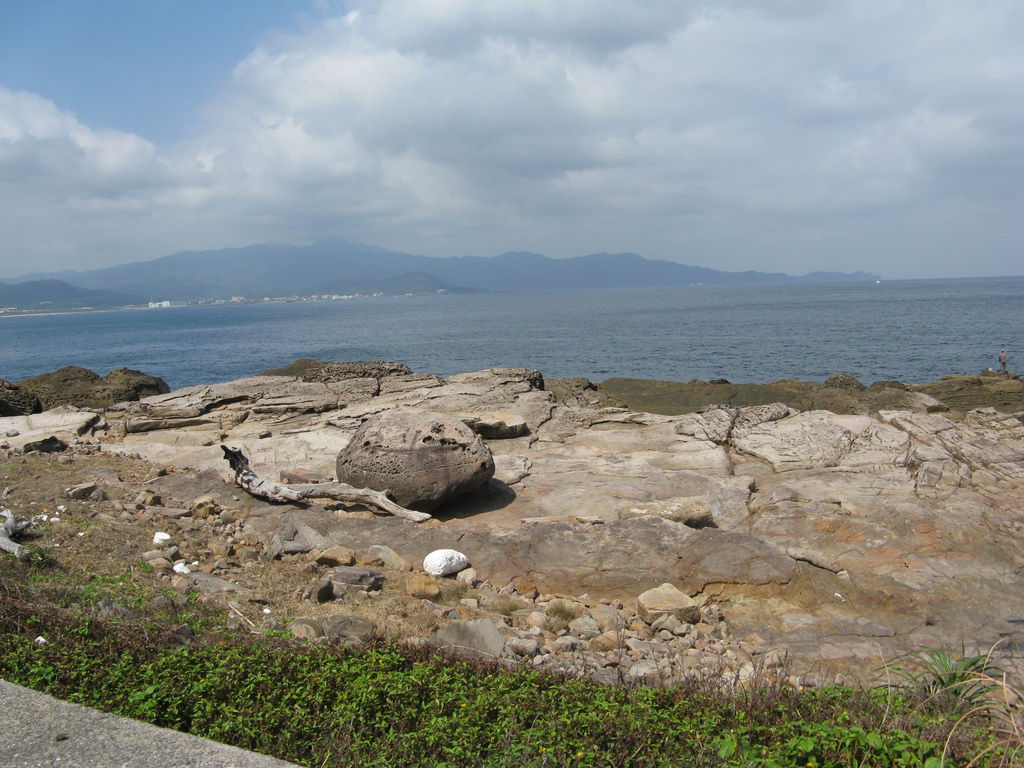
[0,680,301,768]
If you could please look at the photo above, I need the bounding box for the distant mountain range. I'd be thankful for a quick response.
[3,239,879,303]
[0,279,144,311]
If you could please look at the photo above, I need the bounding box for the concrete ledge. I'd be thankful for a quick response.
[0,679,300,768]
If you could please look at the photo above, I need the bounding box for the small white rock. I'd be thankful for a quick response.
[262,608,271,614]
[34,636,48,645]
[153,532,171,545]
[172,563,191,575]
[422,548,470,576]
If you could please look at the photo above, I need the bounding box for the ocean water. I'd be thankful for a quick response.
[2,278,1022,390]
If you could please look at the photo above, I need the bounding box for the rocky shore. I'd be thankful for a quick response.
[2,361,1023,688]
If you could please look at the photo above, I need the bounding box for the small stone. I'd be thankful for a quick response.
[589,632,621,652]
[552,635,584,652]
[288,618,323,640]
[637,583,700,624]
[316,546,356,567]
[507,637,540,657]
[623,658,660,682]
[136,490,162,507]
[191,495,220,518]
[170,575,192,591]
[651,613,686,636]
[405,573,441,600]
[523,610,547,629]
[431,619,506,659]
[589,603,623,632]
[65,482,98,500]
[455,567,478,586]
[567,615,601,638]
[320,615,376,642]
[423,549,470,576]
[368,544,412,571]
[323,566,385,593]
[152,531,172,546]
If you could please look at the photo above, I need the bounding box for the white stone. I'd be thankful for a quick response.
[172,563,191,575]
[153,532,171,545]
[423,548,470,576]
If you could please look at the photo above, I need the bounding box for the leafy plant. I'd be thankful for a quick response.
[888,645,1000,711]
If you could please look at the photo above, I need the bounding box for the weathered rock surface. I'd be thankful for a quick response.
[37,360,1022,681]
[602,375,951,416]
[0,379,40,416]
[335,408,495,512]
[260,359,414,382]
[915,373,1024,414]
[0,406,100,452]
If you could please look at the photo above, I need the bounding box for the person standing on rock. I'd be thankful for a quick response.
[999,349,1008,375]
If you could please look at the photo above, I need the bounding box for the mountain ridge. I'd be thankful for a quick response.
[0,279,145,311]
[4,239,880,301]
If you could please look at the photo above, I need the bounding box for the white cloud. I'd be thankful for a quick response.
[2,1,1023,277]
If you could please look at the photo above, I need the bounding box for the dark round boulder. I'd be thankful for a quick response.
[336,407,495,513]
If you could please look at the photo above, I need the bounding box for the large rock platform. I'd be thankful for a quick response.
[4,361,1024,682]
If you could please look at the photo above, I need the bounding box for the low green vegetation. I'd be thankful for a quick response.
[0,559,1015,767]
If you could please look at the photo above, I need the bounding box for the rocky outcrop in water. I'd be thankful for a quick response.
[596,371,1023,416]
[16,366,169,410]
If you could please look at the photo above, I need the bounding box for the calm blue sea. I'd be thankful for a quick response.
[2,279,1022,390]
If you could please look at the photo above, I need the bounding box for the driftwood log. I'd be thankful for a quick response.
[1,509,31,560]
[220,445,432,523]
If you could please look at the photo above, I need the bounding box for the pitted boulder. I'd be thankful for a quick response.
[335,407,495,512]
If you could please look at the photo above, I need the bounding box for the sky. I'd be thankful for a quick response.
[1,1,1022,280]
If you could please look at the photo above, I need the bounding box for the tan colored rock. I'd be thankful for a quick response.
[368,544,412,571]
[287,618,323,640]
[191,495,220,519]
[316,546,356,567]
[637,583,700,624]
[589,632,622,652]
[405,573,441,600]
